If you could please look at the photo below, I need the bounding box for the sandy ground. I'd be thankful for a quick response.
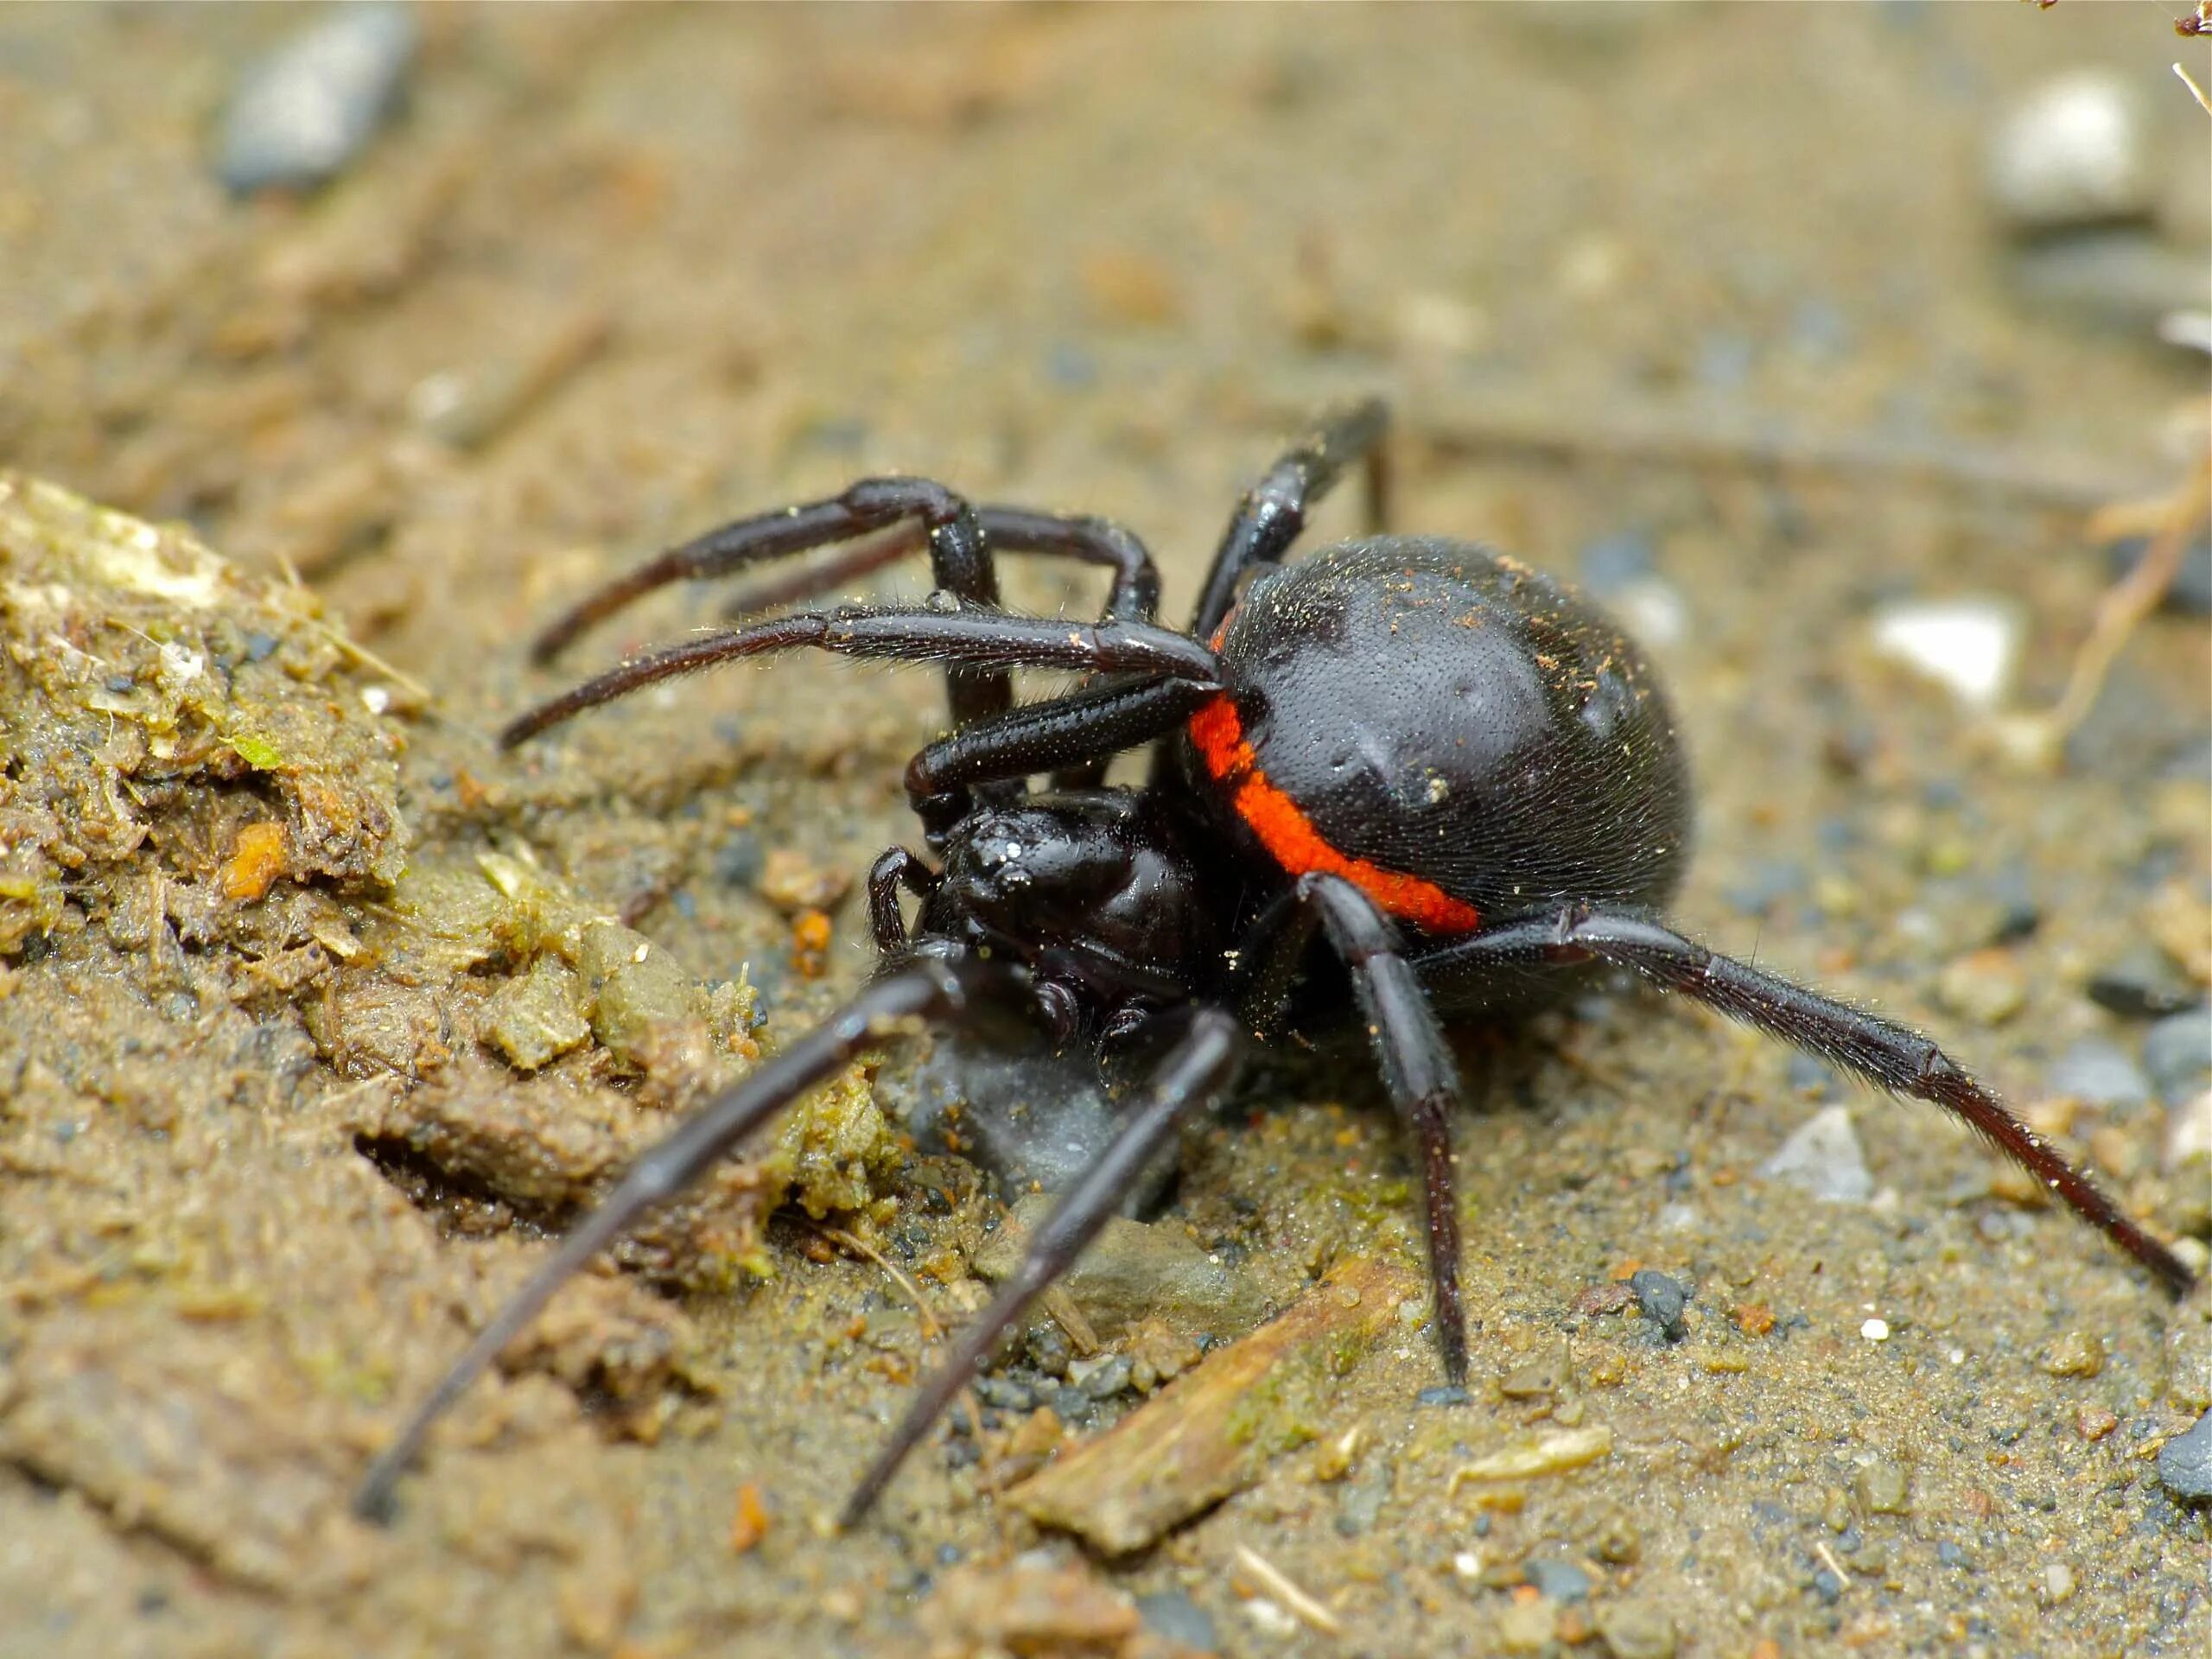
[0,6,2208,1657]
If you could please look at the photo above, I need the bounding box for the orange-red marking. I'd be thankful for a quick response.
[1187,694,1482,936]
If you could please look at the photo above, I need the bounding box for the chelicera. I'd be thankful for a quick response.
[354,399,2195,1529]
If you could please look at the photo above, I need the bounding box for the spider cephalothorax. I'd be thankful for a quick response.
[357,399,2194,1530]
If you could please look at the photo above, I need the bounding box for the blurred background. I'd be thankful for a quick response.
[0,7,2207,1657]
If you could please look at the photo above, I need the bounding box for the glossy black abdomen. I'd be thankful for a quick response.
[1206,537,1692,931]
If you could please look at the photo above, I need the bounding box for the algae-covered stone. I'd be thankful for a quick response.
[774,1063,900,1219]
[575,918,708,1072]
[0,474,406,954]
[485,956,591,1072]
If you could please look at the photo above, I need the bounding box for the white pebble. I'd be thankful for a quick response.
[1860,1318,1891,1343]
[1987,70,2156,234]
[1759,1103,1875,1205]
[2167,1088,2212,1173]
[1870,598,2021,709]
[1244,1598,1298,1637]
[159,642,205,684]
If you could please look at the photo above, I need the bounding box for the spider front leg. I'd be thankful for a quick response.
[353,955,1010,1524]
[499,604,1221,750]
[839,1006,1243,1524]
[1236,871,1472,1387]
[529,477,1164,734]
[1418,907,2196,1296]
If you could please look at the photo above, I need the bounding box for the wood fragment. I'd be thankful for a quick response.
[2039,458,2211,744]
[1007,1257,1419,1554]
[1449,1423,1614,1487]
[1300,393,2163,513]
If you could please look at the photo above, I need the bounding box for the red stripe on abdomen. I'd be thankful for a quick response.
[1186,693,1482,936]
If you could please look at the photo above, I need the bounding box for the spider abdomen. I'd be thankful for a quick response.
[1188,537,1693,935]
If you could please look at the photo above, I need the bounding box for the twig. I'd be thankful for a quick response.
[817,1224,938,1338]
[812,1223,988,1478]
[1233,1543,1344,1637]
[2040,458,2211,742]
[272,550,435,702]
[1814,1539,1854,1591]
[2177,61,2212,117]
[1387,396,2162,514]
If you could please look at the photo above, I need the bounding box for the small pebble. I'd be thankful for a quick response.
[1869,598,2020,709]
[1495,1596,1558,1655]
[218,3,419,196]
[1592,1598,1677,1659]
[1522,1557,1592,1602]
[1759,1104,1875,1204]
[2168,1089,2212,1174]
[1070,1352,1133,1401]
[1332,1460,1392,1537]
[2155,1410,2212,1503]
[1860,1318,1891,1343]
[1854,1459,1911,1515]
[2144,1007,2212,1105]
[2086,944,2200,1020]
[1630,1270,1689,1342]
[974,1376,1035,1411]
[1135,1590,1218,1653]
[1986,70,2157,235]
[1418,1383,1472,1408]
[2045,1039,2151,1108]
[2039,1331,2103,1378]
[1935,950,2029,1027]
[2042,1561,2077,1605]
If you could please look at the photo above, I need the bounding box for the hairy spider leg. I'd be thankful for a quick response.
[499,606,1220,747]
[1236,871,1474,1386]
[351,957,1001,1524]
[838,1006,1243,1526]
[1416,907,2195,1295]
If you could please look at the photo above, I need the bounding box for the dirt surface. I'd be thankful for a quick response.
[1,7,2208,1657]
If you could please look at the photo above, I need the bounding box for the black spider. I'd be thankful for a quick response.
[354,399,2194,1529]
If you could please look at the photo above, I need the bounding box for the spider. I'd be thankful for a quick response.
[355,399,2194,1529]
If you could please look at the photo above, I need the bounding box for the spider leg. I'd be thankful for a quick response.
[352,955,1002,1525]
[1235,872,1472,1387]
[867,848,936,950]
[838,1006,1243,1526]
[1190,398,1393,638]
[905,677,1217,836]
[499,606,1221,749]
[969,506,1161,624]
[1417,907,2196,1296]
[531,478,1162,718]
[527,478,1010,728]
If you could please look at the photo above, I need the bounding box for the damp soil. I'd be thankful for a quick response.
[1,8,2207,1658]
